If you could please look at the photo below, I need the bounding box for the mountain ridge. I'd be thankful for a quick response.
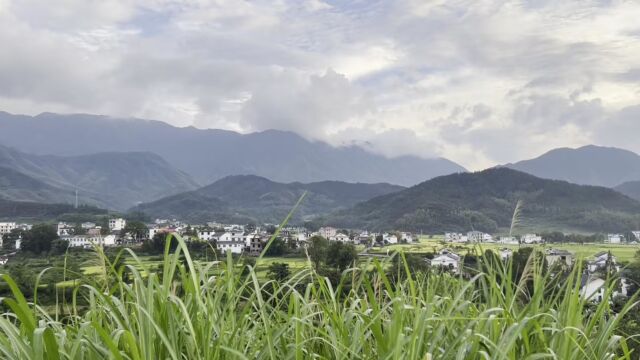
[505,145,640,187]
[326,167,640,233]
[130,174,405,224]
[0,111,466,186]
[0,144,199,210]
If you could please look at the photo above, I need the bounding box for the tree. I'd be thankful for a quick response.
[264,237,287,256]
[21,224,59,254]
[50,239,69,255]
[123,221,148,241]
[326,242,357,271]
[142,232,177,254]
[267,262,290,282]
[307,236,328,270]
[2,228,25,250]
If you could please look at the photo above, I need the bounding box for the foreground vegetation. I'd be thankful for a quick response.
[0,234,638,359]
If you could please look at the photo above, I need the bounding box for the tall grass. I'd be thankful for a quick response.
[0,234,637,359]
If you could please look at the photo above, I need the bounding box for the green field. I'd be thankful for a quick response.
[368,235,640,263]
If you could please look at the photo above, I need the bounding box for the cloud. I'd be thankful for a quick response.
[1,0,640,169]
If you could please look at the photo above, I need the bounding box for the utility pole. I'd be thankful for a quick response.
[75,189,78,209]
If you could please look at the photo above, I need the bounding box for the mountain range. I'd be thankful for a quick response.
[0,111,465,187]
[130,175,405,224]
[326,168,640,233]
[0,144,198,210]
[506,145,640,188]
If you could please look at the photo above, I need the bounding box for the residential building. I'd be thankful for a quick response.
[429,249,461,272]
[467,231,485,242]
[57,222,73,236]
[248,234,265,256]
[0,222,16,235]
[606,234,623,244]
[356,231,372,245]
[445,233,466,243]
[587,252,618,273]
[217,240,245,254]
[319,227,337,239]
[546,249,573,267]
[400,232,414,243]
[580,275,606,303]
[633,231,640,242]
[109,218,127,231]
[333,233,351,243]
[498,236,518,245]
[198,229,217,241]
[63,235,103,248]
[383,233,398,244]
[219,231,244,243]
[81,222,96,229]
[0,256,8,265]
[521,234,543,244]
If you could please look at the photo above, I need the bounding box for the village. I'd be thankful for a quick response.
[1,219,639,302]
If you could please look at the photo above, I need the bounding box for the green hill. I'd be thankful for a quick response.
[327,168,640,233]
[0,144,199,210]
[130,175,404,224]
[0,198,108,221]
[615,181,640,202]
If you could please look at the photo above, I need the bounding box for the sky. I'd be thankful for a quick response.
[1,0,640,170]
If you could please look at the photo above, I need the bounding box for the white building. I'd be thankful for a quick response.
[109,218,127,231]
[587,252,618,273]
[383,233,398,244]
[482,233,494,242]
[400,232,414,243]
[57,222,73,236]
[0,222,16,235]
[319,227,337,239]
[81,222,96,229]
[521,234,543,244]
[219,231,244,243]
[445,233,467,243]
[606,234,623,244]
[332,233,351,243]
[633,231,640,242]
[217,241,245,254]
[198,229,217,241]
[64,235,101,248]
[467,231,485,242]
[429,249,461,272]
[498,236,519,245]
[580,275,606,303]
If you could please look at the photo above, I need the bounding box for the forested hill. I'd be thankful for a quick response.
[130,175,405,224]
[326,168,640,233]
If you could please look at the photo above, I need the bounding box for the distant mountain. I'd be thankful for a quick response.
[131,175,405,224]
[505,145,640,187]
[615,181,640,202]
[327,168,640,233]
[0,111,466,186]
[0,198,108,221]
[0,144,199,210]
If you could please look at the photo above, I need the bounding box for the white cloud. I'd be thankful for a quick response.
[1,0,640,169]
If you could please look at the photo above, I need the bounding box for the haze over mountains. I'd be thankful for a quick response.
[505,145,640,188]
[0,144,198,210]
[328,168,640,233]
[0,111,466,187]
[131,175,404,224]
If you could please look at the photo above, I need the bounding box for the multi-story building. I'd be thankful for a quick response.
[0,222,17,235]
[606,234,623,244]
[109,218,127,231]
[318,227,337,239]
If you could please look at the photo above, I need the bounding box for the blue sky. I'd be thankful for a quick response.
[1,0,639,169]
